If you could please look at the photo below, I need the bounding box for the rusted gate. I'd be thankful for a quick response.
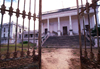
[76,0,100,69]
[0,0,42,69]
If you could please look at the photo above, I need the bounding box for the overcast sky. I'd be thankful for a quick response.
[0,0,99,30]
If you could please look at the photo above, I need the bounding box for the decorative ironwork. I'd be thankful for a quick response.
[81,0,88,58]
[77,0,100,68]
[0,0,41,68]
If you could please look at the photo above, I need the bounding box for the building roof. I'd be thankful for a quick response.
[42,4,100,15]
[0,21,27,29]
[42,6,83,15]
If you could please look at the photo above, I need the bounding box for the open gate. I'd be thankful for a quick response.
[76,0,100,69]
[0,0,100,69]
[0,0,42,69]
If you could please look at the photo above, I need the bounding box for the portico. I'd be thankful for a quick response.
[41,7,96,36]
[42,16,75,36]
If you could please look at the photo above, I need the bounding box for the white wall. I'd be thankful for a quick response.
[60,17,69,35]
[49,18,58,33]
[72,16,78,34]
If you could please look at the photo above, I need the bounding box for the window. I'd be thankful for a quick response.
[4,28,5,32]
[19,29,21,33]
[19,34,21,39]
[30,34,33,37]
[3,34,5,38]
[36,34,38,37]
[24,34,27,38]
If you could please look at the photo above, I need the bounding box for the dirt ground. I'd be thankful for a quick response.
[41,48,80,69]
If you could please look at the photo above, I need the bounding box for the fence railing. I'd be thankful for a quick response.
[76,0,100,68]
[0,0,42,68]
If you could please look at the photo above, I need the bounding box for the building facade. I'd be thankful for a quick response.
[41,6,100,36]
[0,22,27,44]
[23,30,38,43]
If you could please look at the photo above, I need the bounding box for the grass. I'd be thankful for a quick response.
[1,47,21,54]
[1,43,36,48]
[1,43,36,55]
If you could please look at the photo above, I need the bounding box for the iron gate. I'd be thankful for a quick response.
[0,0,42,69]
[76,0,100,68]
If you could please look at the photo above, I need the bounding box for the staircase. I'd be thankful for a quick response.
[42,35,90,47]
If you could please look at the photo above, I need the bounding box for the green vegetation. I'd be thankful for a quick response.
[23,41,28,44]
[1,43,36,47]
[1,47,21,54]
[91,24,100,36]
[1,43,36,54]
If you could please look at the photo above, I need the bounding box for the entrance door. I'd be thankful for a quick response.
[85,25,89,31]
[63,26,67,35]
[45,28,48,34]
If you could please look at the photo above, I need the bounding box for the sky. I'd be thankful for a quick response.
[0,0,100,30]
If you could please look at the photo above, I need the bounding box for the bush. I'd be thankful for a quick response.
[23,41,28,44]
[91,25,100,36]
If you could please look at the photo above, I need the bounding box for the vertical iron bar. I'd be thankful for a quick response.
[27,0,31,56]
[21,0,26,57]
[34,0,36,46]
[81,0,87,58]
[0,0,5,60]
[13,0,20,58]
[39,0,42,68]
[76,0,82,68]
[7,0,13,59]
[83,16,87,57]
[86,0,94,60]
[33,0,36,61]
[33,0,36,56]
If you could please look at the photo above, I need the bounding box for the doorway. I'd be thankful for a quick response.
[85,25,89,31]
[45,28,48,34]
[63,26,67,35]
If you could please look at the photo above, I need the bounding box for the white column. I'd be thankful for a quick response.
[47,19,50,35]
[58,17,61,36]
[41,23,43,34]
[96,8,100,24]
[69,16,73,36]
[92,15,95,28]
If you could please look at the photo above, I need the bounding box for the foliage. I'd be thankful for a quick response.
[23,41,28,44]
[91,24,100,36]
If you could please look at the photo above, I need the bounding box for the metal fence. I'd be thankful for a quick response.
[76,0,100,68]
[0,0,42,69]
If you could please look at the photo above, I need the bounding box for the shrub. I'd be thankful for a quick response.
[91,25,100,36]
[23,41,28,44]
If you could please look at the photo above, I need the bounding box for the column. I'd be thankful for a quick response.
[41,23,43,34]
[69,16,73,36]
[58,17,61,36]
[47,19,50,35]
[96,8,100,25]
[92,14,95,28]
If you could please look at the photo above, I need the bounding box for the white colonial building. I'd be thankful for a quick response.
[0,21,39,44]
[41,6,100,36]
[0,22,27,44]
[23,30,38,43]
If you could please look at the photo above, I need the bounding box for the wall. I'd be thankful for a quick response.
[60,17,69,35]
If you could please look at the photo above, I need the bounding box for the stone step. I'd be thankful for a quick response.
[42,35,90,47]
